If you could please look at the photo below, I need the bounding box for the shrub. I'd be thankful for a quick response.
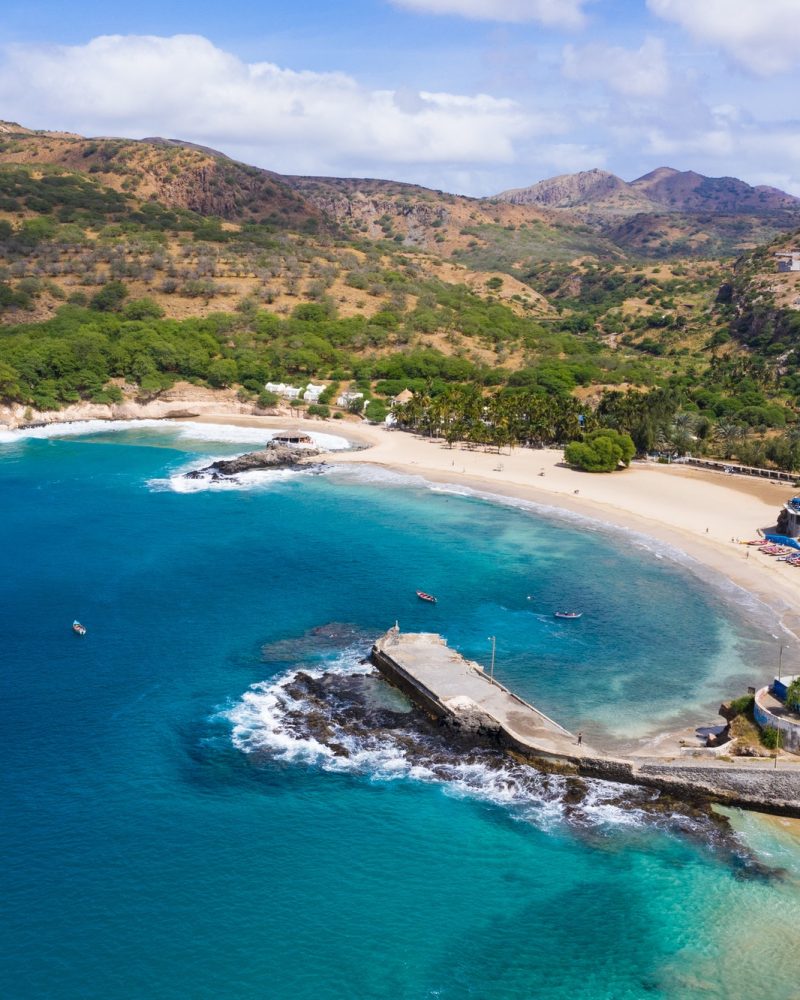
[292,301,329,322]
[759,726,782,750]
[318,382,339,405]
[564,429,635,473]
[307,403,330,417]
[786,677,800,712]
[728,694,754,716]
[123,297,164,321]
[89,280,127,312]
[365,399,388,423]
[256,390,279,408]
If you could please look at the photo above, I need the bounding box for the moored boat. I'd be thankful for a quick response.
[72,620,87,636]
[416,591,437,604]
[554,611,582,620]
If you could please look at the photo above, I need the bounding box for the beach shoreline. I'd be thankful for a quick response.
[6,406,800,804]
[184,411,800,653]
[7,403,800,679]
[8,401,800,648]
[7,402,800,645]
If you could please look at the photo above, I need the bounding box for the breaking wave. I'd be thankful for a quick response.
[0,418,352,451]
[224,646,759,858]
[147,462,313,494]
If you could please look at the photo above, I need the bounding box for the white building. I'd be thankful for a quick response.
[265,381,301,400]
[775,252,800,273]
[303,383,326,402]
[337,391,364,408]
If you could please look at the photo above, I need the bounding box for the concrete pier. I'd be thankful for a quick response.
[371,627,800,818]
[371,629,587,758]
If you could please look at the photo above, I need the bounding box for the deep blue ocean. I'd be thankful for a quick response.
[2,421,800,1000]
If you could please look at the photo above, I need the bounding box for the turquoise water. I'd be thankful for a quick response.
[2,422,799,1000]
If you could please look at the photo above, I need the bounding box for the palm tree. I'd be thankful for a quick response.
[714,421,745,459]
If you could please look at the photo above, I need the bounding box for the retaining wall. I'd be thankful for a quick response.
[754,686,800,753]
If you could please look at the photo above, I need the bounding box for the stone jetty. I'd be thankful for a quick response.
[371,628,800,817]
[371,629,585,757]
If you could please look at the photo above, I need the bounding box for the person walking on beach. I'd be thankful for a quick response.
[577,731,583,746]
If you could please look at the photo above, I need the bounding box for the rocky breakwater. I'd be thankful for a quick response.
[371,629,800,818]
[185,441,321,483]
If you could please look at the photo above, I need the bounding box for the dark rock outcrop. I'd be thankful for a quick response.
[185,442,319,480]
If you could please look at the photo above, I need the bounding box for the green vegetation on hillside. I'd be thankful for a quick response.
[1,137,800,472]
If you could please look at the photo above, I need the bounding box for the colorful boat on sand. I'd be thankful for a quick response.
[554,611,582,620]
[72,620,86,636]
[416,591,437,604]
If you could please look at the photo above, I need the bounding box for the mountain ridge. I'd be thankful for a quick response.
[496,166,800,216]
[1,121,798,261]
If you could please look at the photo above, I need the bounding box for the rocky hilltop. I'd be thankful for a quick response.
[0,124,324,231]
[496,166,800,219]
[3,121,799,259]
[498,169,647,212]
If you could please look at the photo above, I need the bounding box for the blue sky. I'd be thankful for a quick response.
[2,0,799,196]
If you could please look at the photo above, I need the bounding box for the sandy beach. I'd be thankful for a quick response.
[183,412,800,652]
[6,397,800,649]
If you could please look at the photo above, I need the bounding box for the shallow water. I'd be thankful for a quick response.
[2,423,799,1000]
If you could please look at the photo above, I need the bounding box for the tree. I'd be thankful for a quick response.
[0,361,21,401]
[90,280,128,312]
[206,358,238,388]
[786,677,800,713]
[564,429,635,473]
[364,399,387,422]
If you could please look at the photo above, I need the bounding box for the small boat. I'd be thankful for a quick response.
[416,591,437,604]
[72,620,87,636]
[554,611,582,620]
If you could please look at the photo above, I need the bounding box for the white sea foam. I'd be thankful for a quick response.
[0,418,156,443]
[0,418,352,451]
[148,467,303,494]
[225,652,662,834]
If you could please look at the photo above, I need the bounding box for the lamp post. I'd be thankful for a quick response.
[488,636,496,685]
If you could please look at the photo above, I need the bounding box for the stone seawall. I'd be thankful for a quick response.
[574,758,800,817]
[371,629,800,818]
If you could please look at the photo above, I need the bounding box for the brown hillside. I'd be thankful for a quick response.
[0,128,323,230]
[631,167,800,214]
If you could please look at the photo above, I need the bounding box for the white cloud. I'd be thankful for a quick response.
[0,34,550,175]
[389,0,589,29]
[562,36,670,98]
[648,0,800,75]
